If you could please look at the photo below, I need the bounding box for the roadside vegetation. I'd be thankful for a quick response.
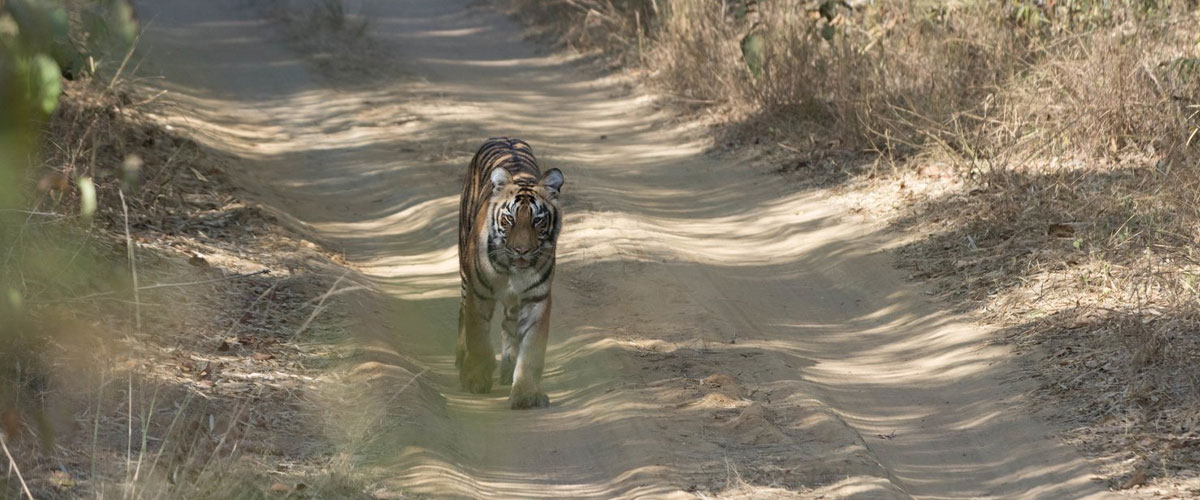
[2,1,369,498]
[498,0,1200,494]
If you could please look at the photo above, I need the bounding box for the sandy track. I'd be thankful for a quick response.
[134,0,1122,498]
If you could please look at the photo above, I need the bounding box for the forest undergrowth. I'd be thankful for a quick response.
[1,1,374,497]
[496,0,1200,495]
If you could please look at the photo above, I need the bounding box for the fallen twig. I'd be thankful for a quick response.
[54,269,271,303]
[119,188,141,332]
[294,273,352,337]
[0,433,34,500]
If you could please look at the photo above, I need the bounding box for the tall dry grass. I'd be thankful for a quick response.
[506,1,1198,163]
[499,0,1200,487]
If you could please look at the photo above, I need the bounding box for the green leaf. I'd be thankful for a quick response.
[30,54,61,114]
[5,288,22,312]
[821,24,836,41]
[5,0,69,53]
[741,32,765,79]
[77,176,96,219]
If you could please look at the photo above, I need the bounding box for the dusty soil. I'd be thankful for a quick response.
[111,0,1137,498]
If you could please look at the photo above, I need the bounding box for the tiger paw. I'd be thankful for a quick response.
[458,357,495,394]
[509,392,549,410]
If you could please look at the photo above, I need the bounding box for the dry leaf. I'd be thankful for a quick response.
[1047,223,1075,238]
[37,172,70,193]
[1,409,20,437]
[1120,469,1146,489]
[217,340,231,352]
[252,352,275,361]
[49,470,76,489]
[269,482,290,492]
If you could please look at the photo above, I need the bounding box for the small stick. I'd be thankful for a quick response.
[124,372,133,499]
[108,23,146,89]
[222,281,279,338]
[383,368,429,408]
[776,141,802,154]
[58,269,271,302]
[0,433,34,500]
[119,189,141,332]
[294,274,348,337]
[136,269,271,292]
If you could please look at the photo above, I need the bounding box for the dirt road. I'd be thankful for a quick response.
[133,0,1122,498]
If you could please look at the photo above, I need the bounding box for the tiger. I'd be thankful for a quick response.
[455,137,564,409]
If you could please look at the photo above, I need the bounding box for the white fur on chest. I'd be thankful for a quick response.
[488,268,538,305]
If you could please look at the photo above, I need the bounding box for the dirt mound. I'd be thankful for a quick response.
[717,403,792,446]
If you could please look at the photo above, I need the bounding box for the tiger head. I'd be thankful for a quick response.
[488,167,564,270]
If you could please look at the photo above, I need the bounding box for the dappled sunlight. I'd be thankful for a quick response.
[131,0,1118,497]
[390,455,689,499]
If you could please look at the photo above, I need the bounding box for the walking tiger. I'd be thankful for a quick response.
[456,137,564,409]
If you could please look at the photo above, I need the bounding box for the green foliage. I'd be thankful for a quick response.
[0,0,138,463]
[1007,0,1167,33]
[1,0,137,203]
[740,31,765,79]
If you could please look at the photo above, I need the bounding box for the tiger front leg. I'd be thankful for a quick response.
[457,293,496,394]
[510,296,551,409]
[499,302,520,386]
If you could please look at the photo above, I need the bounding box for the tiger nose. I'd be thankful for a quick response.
[511,244,532,254]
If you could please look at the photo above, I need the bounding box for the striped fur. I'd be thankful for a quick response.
[456,137,564,409]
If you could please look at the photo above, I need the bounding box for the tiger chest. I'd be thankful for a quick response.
[497,267,544,304]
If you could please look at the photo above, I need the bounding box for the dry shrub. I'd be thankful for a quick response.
[498,0,1200,487]
[505,0,1198,163]
[503,0,658,64]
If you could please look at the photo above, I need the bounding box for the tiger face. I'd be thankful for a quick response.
[487,167,564,271]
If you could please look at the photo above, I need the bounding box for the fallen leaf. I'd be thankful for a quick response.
[37,172,70,193]
[1,409,19,437]
[188,254,210,267]
[252,352,275,361]
[1048,223,1075,238]
[49,470,76,489]
[1120,469,1146,489]
[269,482,290,492]
[217,340,231,352]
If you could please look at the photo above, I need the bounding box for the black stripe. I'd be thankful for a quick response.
[523,291,550,303]
[474,253,494,296]
[521,266,554,294]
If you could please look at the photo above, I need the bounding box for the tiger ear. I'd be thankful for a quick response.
[490,168,512,192]
[539,168,564,199]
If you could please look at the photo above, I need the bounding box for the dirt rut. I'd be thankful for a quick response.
[133,0,1122,498]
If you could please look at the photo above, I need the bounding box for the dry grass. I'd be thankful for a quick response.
[498,0,1200,493]
[1,71,371,498]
